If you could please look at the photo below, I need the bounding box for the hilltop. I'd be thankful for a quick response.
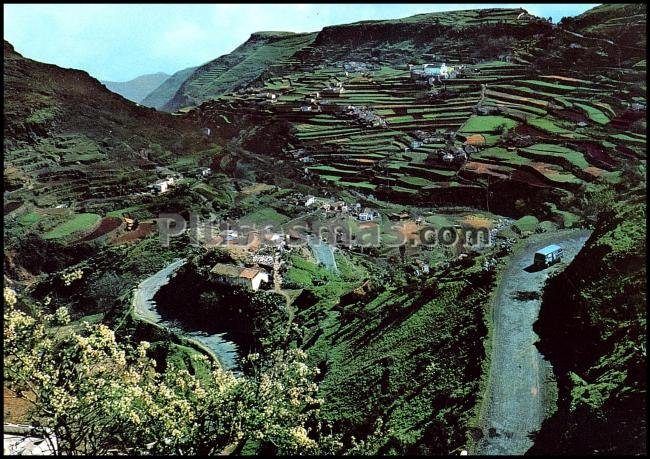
[161,8,549,111]
[101,72,170,103]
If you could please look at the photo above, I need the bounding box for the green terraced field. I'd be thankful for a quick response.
[521,143,590,169]
[43,213,101,240]
[573,102,610,124]
[203,52,643,209]
[459,115,518,133]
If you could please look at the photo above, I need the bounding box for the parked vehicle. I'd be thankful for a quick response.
[533,244,563,267]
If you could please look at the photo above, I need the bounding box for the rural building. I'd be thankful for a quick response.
[210,263,270,291]
[199,167,212,178]
[149,177,175,194]
[300,104,321,112]
[358,208,379,221]
[322,83,345,96]
[305,196,316,206]
[222,229,239,242]
[410,63,449,81]
[152,180,169,194]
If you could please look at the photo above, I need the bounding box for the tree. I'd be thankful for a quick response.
[4,287,340,455]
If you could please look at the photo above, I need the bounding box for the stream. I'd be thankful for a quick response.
[131,258,241,372]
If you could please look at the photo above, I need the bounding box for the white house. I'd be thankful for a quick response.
[151,176,175,194]
[305,196,317,206]
[223,229,239,242]
[239,268,269,291]
[152,180,168,194]
[358,209,379,221]
[211,264,269,292]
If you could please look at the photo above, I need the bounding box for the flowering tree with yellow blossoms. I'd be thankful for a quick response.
[3,287,342,455]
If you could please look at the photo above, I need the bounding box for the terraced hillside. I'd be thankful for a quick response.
[166,8,550,112]
[3,41,207,216]
[191,10,645,220]
[163,31,318,111]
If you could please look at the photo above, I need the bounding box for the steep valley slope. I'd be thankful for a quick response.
[3,4,647,455]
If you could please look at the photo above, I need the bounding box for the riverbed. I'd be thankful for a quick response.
[131,258,241,371]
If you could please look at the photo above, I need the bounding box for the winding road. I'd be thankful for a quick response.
[473,229,592,455]
[131,259,241,372]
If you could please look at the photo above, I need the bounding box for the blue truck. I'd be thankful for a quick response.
[533,244,564,268]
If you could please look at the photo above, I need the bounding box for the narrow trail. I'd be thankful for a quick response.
[272,254,301,342]
[473,229,592,455]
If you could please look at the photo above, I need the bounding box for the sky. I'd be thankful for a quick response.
[4,3,600,82]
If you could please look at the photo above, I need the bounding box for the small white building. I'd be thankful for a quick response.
[199,167,212,178]
[151,176,175,194]
[211,264,269,292]
[223,229,239,241]
[241,268,269,291]
[305,196,317,207]
[358,209,379,221]
[423,63,448,77]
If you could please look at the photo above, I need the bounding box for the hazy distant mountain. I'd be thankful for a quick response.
[101,72,170,103]
[141,66,197,111]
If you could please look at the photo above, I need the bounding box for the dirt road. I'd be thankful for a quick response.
[473,229,592,455]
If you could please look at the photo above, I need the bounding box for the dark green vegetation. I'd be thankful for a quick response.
[285,251,496,454]
[153,252,289,355]
[101,71,170,103]
[3,4,647,455]
[4,40,209,217]
[531,184,646,455]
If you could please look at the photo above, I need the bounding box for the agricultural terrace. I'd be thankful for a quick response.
[206,56,644,216]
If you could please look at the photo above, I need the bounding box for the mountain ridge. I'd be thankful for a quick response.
[101,72,170,103]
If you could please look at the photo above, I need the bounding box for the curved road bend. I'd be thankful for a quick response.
[132,258,241,372]
[473,229,592,455]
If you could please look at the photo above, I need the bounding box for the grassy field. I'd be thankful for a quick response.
[459,115,518,133]
[43,213,101,240]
